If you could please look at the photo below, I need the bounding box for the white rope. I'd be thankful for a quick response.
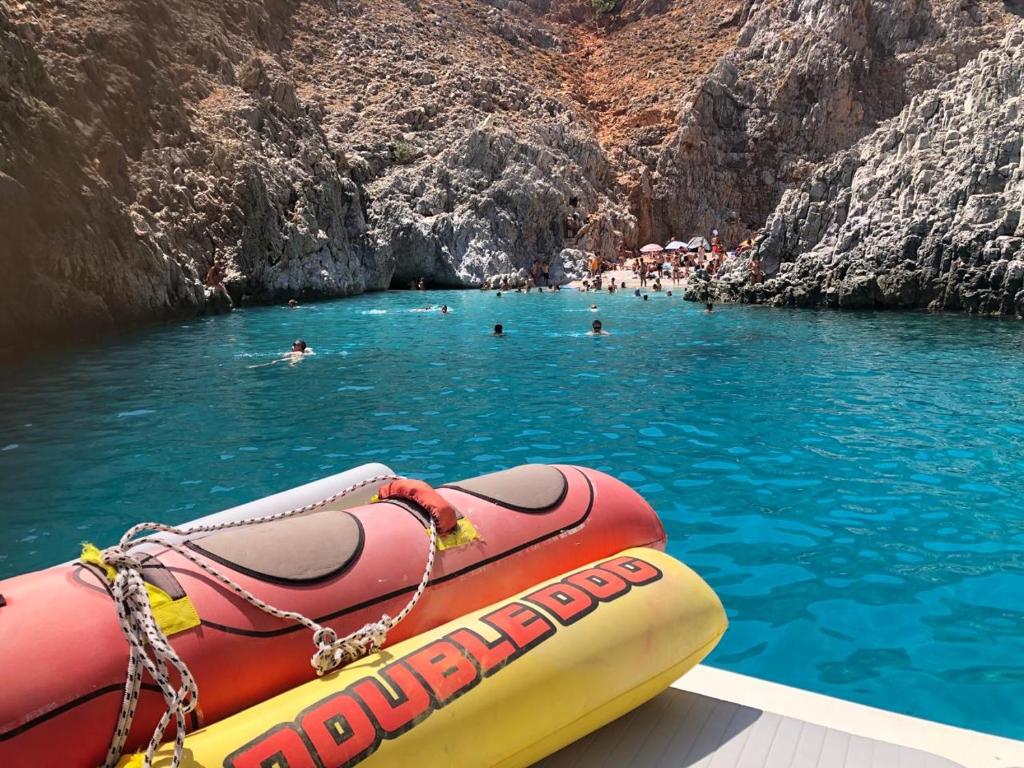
[89,473,438,768]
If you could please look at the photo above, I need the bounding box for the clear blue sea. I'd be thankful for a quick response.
[1,289,1022,739]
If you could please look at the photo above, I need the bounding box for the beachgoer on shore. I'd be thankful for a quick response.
[417,277,426,290]
[493,324,505,336]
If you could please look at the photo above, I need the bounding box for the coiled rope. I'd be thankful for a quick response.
[88,473,438,768]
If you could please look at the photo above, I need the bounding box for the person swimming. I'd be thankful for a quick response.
[590,304,598,311]
[441,305,449,314]
[496,291,502,297]
[250,339,314,368]
[289,339,314,357]
[589,319,609,336]
[642,294,649,301]
[287,299,299,308]
[705,301,714,313]
[493,324,505,336]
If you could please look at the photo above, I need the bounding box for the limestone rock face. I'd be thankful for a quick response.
[370,120,630,287]
[0,0,628,354]
[2,0,1023,355]
[0,2,387,353]
[735,24,1024,316]
[648,0,1012,246]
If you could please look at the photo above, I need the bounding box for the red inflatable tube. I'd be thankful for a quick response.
[0,464,665,767]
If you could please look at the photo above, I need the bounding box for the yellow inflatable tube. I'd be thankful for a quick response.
[127,548,727,768]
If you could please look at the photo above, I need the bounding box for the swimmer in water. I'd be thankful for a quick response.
[441,305,449,314]
[496,291,502,297]
[288,299,299,308]
[706,301,714,313]
[589,319,609,336]
[250,339,314,368]
[493,323,505,336]
[590,304,598,311]
[287,339,315,363]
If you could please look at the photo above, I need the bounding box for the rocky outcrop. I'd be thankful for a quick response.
[0,0,386,354]
[732,24,1024,316]
[3,0,1023,355]
[371,119,632,286]
[646,0,1014,245]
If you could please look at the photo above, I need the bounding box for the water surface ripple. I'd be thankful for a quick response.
[1,290,1022,738]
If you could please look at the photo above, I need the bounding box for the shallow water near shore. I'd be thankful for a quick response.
[2,289,1023,739]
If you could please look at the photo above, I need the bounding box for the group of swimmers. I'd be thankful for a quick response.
[491,319,607,336]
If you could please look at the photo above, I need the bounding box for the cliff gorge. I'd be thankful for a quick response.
[1,0,1022,354]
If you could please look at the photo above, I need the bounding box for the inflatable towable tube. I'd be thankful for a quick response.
[121,548,726,768]
[0,464,669,767]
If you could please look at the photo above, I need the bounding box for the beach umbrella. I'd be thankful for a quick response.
[665,241,686,251]
[640,243,664,253]
[687,236,710,251]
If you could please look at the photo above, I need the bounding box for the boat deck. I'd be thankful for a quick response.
[536,667,1024,768]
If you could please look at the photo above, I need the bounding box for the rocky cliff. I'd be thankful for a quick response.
[646,0,1015,246]
[731,23,1024,315]
[2,0,1022,354]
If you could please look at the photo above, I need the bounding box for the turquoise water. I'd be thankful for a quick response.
[2,290,1023,739]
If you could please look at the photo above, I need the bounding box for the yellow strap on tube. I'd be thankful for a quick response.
[81,542,201,636]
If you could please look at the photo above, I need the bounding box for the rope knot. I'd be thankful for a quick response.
[313,627,338,647]
[88,473,437,768]
[103,547,143,571]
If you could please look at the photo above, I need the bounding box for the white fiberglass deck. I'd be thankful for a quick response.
[536,667,1024,768]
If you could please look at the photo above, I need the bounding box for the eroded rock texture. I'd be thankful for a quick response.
[2,0,1023,354]
[647,0,1015,246]
[734,24,1024,315]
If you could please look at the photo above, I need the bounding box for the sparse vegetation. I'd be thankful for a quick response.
[592,0,617,14]
[391,139,418,164]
